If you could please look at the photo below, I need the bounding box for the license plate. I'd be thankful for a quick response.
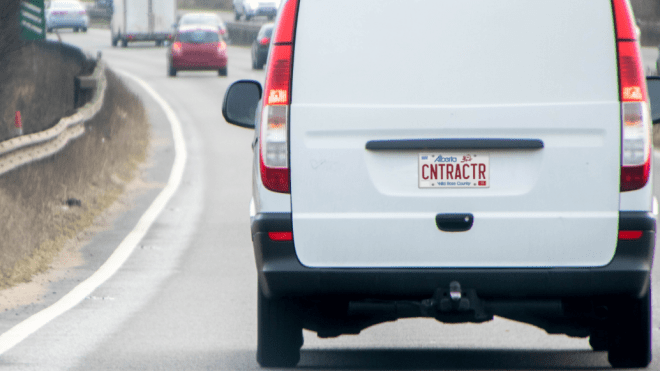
[418,153,489,188]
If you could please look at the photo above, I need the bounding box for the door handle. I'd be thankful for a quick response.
[436,213,474,232]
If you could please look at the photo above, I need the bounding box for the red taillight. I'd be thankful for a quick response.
[268,232,293,241]
[218,41,227,52]
[612,0,637,40]
[273,0,298,44]
[612,0,651,192]
[619,230,643,240]
[621,160,651,191]
[259,37,270,46]
[264,45,292,105]
[260,0,299,194]
[617,42,646,103]
[172,41,182,54]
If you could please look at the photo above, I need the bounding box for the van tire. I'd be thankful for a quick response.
[588,329,608,351]
[607,286,652,368]
[219,67,228,77]
[256,283,303,368]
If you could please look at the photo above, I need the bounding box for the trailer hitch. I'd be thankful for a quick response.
[421,281,492,323]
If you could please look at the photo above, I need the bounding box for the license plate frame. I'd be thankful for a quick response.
[418,152,490,188]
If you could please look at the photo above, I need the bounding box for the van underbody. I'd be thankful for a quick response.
[254,211,654,338]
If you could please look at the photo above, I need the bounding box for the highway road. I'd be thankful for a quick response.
[0,29,659,370]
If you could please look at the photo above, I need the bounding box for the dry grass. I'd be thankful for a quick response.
[0,3,149,289]
[0,70,149,288]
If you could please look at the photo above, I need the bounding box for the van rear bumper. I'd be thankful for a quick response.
[252,212,655,301]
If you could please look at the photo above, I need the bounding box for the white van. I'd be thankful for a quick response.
[223,0,659,367]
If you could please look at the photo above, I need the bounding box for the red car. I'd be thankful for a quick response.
[168,26,228,77]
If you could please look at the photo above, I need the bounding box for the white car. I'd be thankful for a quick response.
[45,1,89,33]
[223,0,657,368]
[177,12,228,39]
[233,0,280,21]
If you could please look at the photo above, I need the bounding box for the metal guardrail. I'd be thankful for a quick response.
[638,20,660,47]
[87,7,112,21]
[225,21,261,46]
[0,57,106,176]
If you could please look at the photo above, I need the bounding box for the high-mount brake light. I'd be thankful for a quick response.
[259,0,299,193]
[613,0,651,192]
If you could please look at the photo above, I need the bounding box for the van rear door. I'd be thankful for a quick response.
[289,0,621,268]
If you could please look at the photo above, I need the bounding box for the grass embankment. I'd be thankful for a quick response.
[0,68,149,289]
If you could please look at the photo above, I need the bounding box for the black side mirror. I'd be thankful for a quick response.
[222,80,263,129]
[647,76,660,124]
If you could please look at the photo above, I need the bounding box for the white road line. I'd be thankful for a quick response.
[0,69,187,355]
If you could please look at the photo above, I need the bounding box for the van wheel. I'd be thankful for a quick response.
[168,64,177,77]
[256,283,303,367]
[588,329,608,351]
[121,39,128,47]
[218,67,227,76]
[235,12,240,21]
[606,286,652,368]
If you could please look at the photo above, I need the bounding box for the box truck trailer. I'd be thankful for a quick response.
[111,0,176,47]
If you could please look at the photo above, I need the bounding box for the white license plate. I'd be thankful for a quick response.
[418,153,489,188]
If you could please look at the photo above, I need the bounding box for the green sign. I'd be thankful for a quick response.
[20,0,45,40]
